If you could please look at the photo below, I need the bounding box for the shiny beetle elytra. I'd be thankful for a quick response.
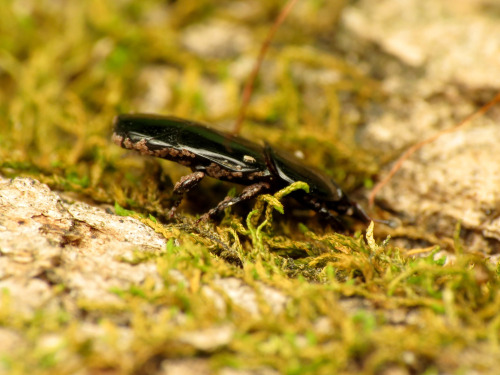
[112,113,375,225]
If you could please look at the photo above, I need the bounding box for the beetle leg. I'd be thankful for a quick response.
[299,194,345,230]
[199,181,271,222]
[347,201,372,223]
[168,171,205,217]
[317,206,345,230]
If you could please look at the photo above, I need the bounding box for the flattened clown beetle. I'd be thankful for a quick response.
[112,113,382,226]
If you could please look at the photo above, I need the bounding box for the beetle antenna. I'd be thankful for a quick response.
[352,202,396,227]
[373,218,397,228]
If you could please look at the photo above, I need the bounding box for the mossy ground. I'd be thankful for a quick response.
[1,1,499,374]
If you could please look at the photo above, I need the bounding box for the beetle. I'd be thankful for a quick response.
[112,113,377,226]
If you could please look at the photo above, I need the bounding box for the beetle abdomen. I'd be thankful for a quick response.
[113,114,271,176]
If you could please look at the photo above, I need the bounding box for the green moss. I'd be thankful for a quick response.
[1,0,500,374]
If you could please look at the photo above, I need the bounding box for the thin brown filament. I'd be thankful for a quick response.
[232,0,299,135]
[369,91,500,208]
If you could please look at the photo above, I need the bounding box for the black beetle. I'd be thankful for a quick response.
[112,113,375,225]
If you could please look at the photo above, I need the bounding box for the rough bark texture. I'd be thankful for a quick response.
[344,0,500,251]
